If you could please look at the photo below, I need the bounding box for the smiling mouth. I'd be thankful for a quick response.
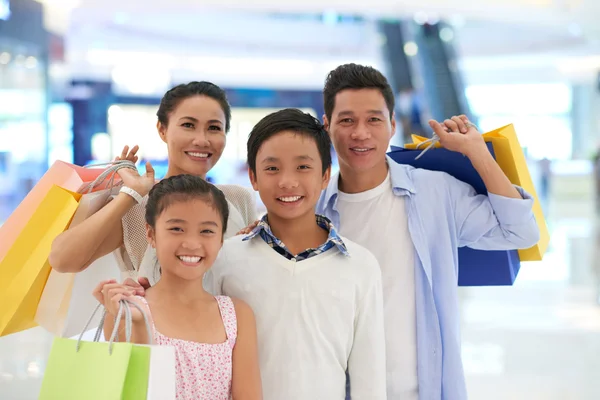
[185,151,212,159]
[178,255,203,266]
[277,195,304,204]
[350,147,373,153]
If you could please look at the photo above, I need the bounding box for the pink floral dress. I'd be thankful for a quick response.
[137,296,237,400]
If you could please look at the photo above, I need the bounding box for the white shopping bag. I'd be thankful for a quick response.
[145,345,177,400]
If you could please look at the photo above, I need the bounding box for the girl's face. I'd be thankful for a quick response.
[147,198,224,281]
[158,95,227,179]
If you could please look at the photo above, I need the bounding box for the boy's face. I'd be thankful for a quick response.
[324,88,395,174]
[249,131,330,221]
[146,198,224,281]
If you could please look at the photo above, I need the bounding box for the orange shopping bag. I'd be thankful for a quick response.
[406,124,549,261]
[0,161,112,264]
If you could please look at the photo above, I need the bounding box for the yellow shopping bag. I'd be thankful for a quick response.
[0,185,81,336]
[406,124,549,261]
[35,188,121,337]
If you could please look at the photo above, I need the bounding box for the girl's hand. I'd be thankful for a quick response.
[92,279,144,322]
[114,145,155,197]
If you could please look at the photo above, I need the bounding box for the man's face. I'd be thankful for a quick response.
[324,88,395,174]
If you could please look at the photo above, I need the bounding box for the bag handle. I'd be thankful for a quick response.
[412,122,480,160]
[414,133,440,160]
[76,299,154,354]
[78,160,138,194]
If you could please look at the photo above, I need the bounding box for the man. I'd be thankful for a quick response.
[316,63,540,399]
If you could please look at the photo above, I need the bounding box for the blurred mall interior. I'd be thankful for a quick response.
[1,0,600,398]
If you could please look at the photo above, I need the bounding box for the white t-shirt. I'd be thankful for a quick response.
[206,235,387,400]
[337,172,419,400]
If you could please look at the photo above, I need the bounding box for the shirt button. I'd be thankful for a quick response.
[292,258,297,262]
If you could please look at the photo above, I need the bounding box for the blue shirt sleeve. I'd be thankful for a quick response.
[447,174,540,250]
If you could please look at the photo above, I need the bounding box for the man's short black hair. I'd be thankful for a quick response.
[323,63,395,122]
[247,108,332,175]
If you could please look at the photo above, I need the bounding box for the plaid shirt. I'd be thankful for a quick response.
[243,214,349,261]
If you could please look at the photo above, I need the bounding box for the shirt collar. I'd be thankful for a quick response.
[243,214,350,256]
[322,156,417,208]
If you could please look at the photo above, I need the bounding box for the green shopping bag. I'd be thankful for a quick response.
[39,300,152,400]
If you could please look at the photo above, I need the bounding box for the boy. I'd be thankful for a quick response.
[205,108,387,400]
[317,64,540,399]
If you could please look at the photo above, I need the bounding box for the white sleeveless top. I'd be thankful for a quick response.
[113,184,257,285]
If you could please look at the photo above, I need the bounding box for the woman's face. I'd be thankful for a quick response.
[158,95,227,178]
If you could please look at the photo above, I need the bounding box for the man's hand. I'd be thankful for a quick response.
[428,115,488,160]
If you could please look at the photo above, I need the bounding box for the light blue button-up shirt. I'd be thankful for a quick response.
[317,156,540,400]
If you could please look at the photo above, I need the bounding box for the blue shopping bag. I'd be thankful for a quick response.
[387,142,521,286]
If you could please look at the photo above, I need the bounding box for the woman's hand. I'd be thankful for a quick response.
[236,220,259,235]
[115,145,155,197]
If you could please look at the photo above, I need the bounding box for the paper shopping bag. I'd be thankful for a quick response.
[404,124,549,261]
[145,345,177,400]
[61,253,122,338]
[39,299,153,400]
[35,189,120,336]
[39,338,151,400]
[388,143,522,286]
[0,160,112,264]
[0,185,81,336]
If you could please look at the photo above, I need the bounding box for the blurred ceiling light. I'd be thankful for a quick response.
[449,15,466,29]
[14,54,25,66]
[113,12,130,25]
[187,56,315,76]
[413,12,428,25]
[87,49,177,69]
[427,15,440,25]
[556,55,600,73]
[35,0,81,34]
[108,105,124,125]
[404,42,419,57]
[0,52,10,65]
[322,9,338,25]
[111,65,171,96]
[439,27,454,42]
[568,23,582,37]
[25,56,38,69]
[36,0,81,7]
[91,132,111,162]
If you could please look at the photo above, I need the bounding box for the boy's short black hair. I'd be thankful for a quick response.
[145,174,229,235]
[247,108,332,175]
[323,63,395,122]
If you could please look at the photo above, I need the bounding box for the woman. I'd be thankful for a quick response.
[50,81,256,284]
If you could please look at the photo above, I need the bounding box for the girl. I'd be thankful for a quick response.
[50,81,257,284]
[93,174,262,400]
